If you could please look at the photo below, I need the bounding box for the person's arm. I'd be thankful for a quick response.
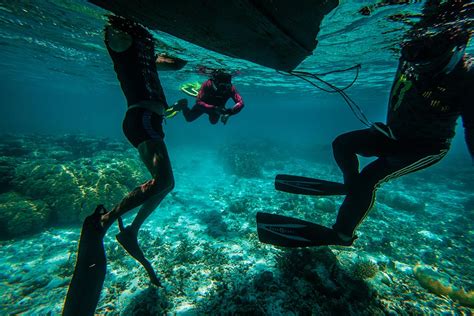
[196,80,216,109]
[227,86,244,115]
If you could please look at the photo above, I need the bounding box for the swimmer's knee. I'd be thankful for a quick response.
[332,134,349,152]
[148,176,174,196]
[105,26,132,52]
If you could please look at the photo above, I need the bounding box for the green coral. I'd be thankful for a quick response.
[11,155,147,225]
[352,260,379,280]
[0,192,51,239]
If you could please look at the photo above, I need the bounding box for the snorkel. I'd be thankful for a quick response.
[211,71,232,92]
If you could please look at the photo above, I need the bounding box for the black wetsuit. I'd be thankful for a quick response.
[332,56,474,237]
[105,16,168,148]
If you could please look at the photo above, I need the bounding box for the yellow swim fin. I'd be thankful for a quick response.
[180,81,201,97]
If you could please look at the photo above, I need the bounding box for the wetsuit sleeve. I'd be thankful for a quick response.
[196,80,216,109]
[229,86,244,114]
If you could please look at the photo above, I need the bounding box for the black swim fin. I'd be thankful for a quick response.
[256,212,356,247]
[275,174,347,196]
[116,217,161,287]
[63,205,107,316]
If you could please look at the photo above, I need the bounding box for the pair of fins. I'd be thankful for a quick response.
[63,206,160,316]
[256,174,355,248]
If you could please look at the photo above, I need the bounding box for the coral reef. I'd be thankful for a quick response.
[0,192,51,239]
[121,288,170,315]
[352,259,379,280]
[0,157,16,194]
[218,142,266,178]
[199,210,228,238]
[197,247,384,314]
[0,134,147,239]
[1,138,472,315]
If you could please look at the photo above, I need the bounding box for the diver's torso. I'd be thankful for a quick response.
[387,59,467,146]
[200,81,232,108]
[106,24,168,113]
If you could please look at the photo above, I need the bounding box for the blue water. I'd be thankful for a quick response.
[1,1,473,314]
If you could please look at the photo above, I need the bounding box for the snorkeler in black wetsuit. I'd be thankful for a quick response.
[100,15,187,285]
[330,1,474,243]
[257,1,473,248]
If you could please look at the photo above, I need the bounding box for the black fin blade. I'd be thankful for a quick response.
[256,212,345,247]
[275,174,347,196]
[63,205,107,316]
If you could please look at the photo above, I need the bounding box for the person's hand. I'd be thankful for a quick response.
[218,108,232,115]
[221,114,230,125]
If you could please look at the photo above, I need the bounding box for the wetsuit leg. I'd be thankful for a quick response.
[208,113,219,125]
[182,104,206,122]
[182,104,219,124]
[332,128,397,188]
[332,130,448,236]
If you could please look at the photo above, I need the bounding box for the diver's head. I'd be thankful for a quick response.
[211,71,232,92]
[401,26,470,75]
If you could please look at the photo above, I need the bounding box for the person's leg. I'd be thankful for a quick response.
[181,104,206,122]
[332,128,395,188]
[102,138,173,229]
[332,148,448,237]
[129,139,174,233]
[112,139,172,287]
[209,113,219,125]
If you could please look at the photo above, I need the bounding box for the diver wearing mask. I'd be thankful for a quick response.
[173,70,245,125]
[254,2,473,250]
[328,23,474,244]
[264,6,474,247]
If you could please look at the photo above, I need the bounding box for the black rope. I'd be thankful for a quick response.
[278,64,372,127]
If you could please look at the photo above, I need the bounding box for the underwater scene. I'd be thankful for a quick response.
[1,0,473,315]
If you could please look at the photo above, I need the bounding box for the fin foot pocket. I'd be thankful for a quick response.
[116,220,161,287]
